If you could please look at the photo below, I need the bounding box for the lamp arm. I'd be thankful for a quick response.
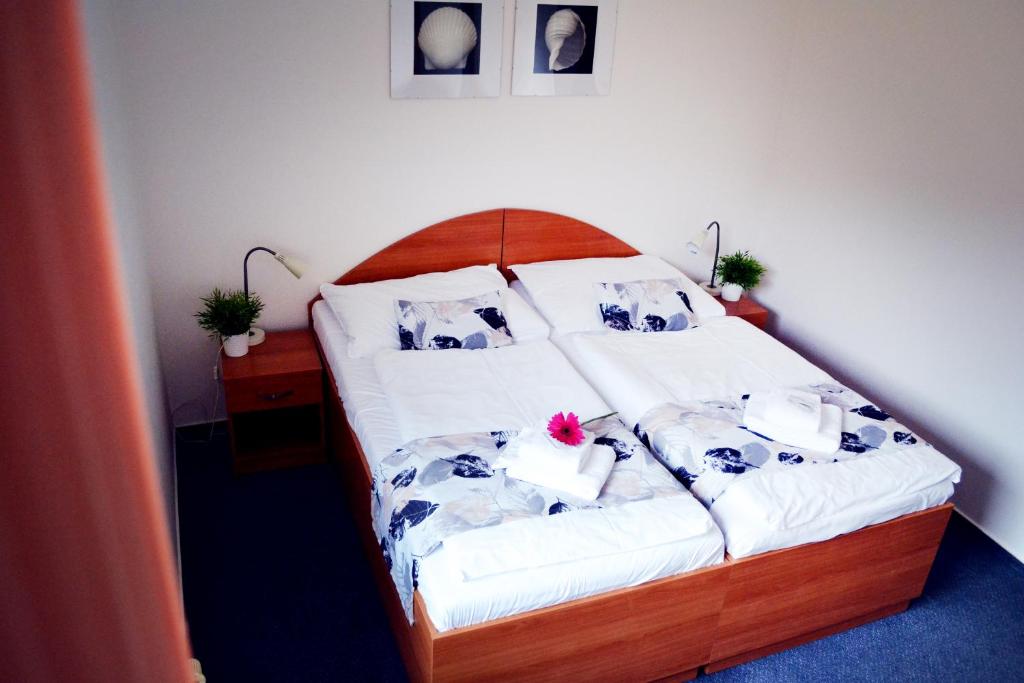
[243,246,277,299]
[707,221,721,288]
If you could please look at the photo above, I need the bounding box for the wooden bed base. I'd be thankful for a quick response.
[309,209,953,681]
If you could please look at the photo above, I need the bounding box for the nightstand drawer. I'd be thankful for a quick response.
[225,371,321,413]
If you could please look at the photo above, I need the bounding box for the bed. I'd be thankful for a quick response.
[313,300,724,632]
[308,208,954,681]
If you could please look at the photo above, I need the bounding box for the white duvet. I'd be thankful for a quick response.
[556,317,961,557]
[558,319,832,428]
[373,341,611,444]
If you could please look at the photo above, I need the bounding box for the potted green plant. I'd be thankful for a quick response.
[715,251,766,302]
[195,288,264,357]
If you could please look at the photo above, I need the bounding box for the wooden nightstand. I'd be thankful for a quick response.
[721,297,770,329]
[222,329,326,473]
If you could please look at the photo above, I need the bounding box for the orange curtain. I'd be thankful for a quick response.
[0,2,192,681]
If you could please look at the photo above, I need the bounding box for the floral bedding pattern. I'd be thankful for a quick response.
[633,382,926,507]
[395,290,513,351]
[594,278,697,332]
[371,416,686,622]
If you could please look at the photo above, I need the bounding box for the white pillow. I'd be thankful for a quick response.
[509,255,725,336]
[320,264,508,358]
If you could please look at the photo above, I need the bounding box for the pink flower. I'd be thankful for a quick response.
[547,411,586,446]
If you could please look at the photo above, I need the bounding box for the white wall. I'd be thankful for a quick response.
[741,1,1024,561]
[81,0,179,564]
[100,1,1024,559]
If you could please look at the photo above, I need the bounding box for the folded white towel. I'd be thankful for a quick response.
[763,388,822,433]
[744,393,842,454]
[502,444,616,502]
[497,427,595,477]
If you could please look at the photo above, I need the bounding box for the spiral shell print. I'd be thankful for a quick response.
[544,8,586,71]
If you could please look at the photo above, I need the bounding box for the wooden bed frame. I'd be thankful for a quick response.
[307,209,953,682]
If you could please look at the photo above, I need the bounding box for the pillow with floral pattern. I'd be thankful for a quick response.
[395,290,514,350]
[593,278,697,332]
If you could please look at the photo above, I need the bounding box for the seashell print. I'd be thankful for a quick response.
[544,8,586,71]
[417,7,478,71]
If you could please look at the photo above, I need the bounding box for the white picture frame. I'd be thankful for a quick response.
[511,0,618,96]
[391,0,504,99]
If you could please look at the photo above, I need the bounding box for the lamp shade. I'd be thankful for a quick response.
[273,253,305,279]
[686,230,708,254]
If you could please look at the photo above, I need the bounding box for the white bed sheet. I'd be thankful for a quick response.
[312,302,724,630]
[555,316,961,557]
[418,501,724,631]
[313,301,402,468]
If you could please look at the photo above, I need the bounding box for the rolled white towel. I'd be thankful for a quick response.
[744,393,842,454]
[497,426,595,477]
[503,444,617,502]
[763,388,822,433]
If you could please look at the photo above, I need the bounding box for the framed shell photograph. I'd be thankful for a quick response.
[390,0,504,98]
[511,0,618,96]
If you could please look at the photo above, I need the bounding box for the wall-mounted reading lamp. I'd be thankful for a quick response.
[686,220,722,297]
[243,246,305,345]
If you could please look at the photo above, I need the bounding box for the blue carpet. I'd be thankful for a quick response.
[177,425,1024,682]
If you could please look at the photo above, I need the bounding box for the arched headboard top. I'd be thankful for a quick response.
[308,208,639,321]
[331,209,505,286]
[501,209,640,276]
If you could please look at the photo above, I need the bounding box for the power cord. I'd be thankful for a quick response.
[173,341,224,444]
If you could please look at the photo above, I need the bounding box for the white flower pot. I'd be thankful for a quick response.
[721,283,744,302]
[223,333,249,357]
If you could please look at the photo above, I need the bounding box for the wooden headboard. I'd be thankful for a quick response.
[307,208,639,321]
[501,209,640,273]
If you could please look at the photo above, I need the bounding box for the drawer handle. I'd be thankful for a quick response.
[258,389,294,402]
